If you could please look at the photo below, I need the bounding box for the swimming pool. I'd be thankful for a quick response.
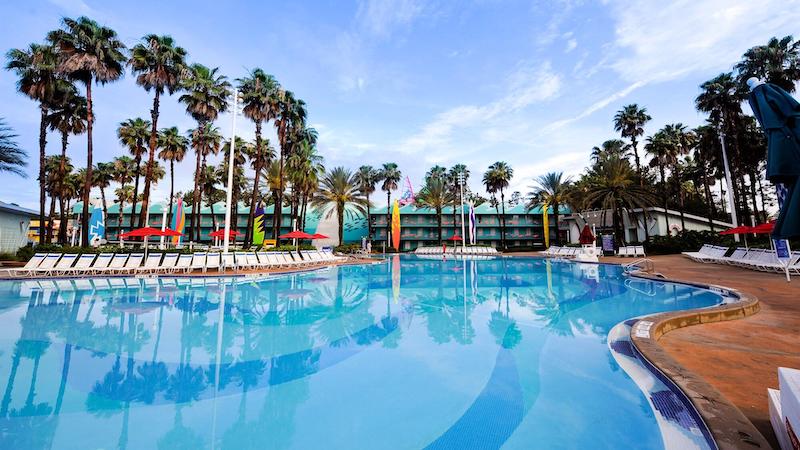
[0,256,723,449]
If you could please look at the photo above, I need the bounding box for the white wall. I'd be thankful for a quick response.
[0,212,31,253]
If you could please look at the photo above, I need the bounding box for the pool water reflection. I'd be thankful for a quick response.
[0,256,721,449]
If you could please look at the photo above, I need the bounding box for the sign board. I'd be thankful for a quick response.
[262,239,277,248]
[601,235,615,255]
[773,239,793,282]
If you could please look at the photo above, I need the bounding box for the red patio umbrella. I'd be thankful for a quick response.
[209,229,242,238]
[751,221,775,234]
[578,224,595,245]
[719,225,753,235]
[310,233,329,239]
[119,227,168,239]
[447,235,463,241]
[160,228,183,237]
[279,230,314,239]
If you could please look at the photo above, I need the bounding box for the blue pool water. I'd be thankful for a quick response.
[0,256,723,449]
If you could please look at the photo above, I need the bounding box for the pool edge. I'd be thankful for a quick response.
[627,270,770,450]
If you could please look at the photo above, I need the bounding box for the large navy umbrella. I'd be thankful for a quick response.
[748,79,800,238]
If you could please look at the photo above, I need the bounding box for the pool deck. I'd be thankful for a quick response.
[600,254,800,448]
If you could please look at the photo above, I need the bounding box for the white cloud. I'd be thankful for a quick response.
[47,0,93,14]
[607,0,800,83]
[565,38,577,53]
[398,62,562,156]
[355,0,425,37]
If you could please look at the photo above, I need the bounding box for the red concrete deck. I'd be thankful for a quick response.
[602,254,800,447]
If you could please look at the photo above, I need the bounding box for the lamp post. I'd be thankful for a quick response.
[458,172,466,251]
[222,90,242,255]
[717,126,740,243]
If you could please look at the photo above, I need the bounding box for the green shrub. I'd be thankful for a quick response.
[0,252,18,261]
[334,243,362,254]
[644,230,733,255]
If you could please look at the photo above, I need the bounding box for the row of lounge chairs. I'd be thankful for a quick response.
[1,250,343,278]
[414,246,500,255]
[617,246,646,257]
[683,244,800,274]
[540,246,580,258]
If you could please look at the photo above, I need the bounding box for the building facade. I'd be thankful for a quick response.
[370,203,565,251]
[561,207,733,244]
[0,201,37,253]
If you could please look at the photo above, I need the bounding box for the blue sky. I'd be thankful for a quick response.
[2,0,799,209]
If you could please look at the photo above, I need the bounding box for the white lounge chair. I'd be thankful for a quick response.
[41,253,78,276]
[221,253,236,272]
[256,252,273,268]
[26,253,72,277]
[60,253,97,276]
[135,253,164,274]
[87,253,114,274]
[114,253,145,275]
[94,254,130,275]
[154,253,180,274]
[173,254,193,273]
[206,252,221,272]
[1,252,48,277]
[190,253,207,273]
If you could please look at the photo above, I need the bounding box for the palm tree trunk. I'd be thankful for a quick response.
[38,106,47,246]
[167,160,175,227]
[632,138,643,186]
[58,198,67,244]
[437,207,442,244]
[81,82,93,247]
[365,192,372,240]
[553,203,560,246]
[338,202,345,245]
[210,202,217,231]
[139,90,161,227]
[748,173,761,224]
[245,122,263,247]
[117,187,126,239]
[191,126,204,242]
[702,168,716,231]
[47,196,57,244]
[274,120,287,240]
[386,191,391,246]
[130,153,141,229]
[500,189,506,249]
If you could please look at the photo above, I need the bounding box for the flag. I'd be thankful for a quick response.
[468,202,476,245]
[170,198,185,245]
[253,204,265,245]
[542,202,550,248]
[391,200,401,250]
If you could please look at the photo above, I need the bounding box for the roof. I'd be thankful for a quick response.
[0,201,38,217]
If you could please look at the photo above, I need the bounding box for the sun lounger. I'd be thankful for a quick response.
[26,253,67,276]
[239,252,259,270]
[172,254,193,273]
[59,253,97,276]
[206,252,221,272]
[135,253,164,274]
[93,254,130,275]
[153,253,179,274]
[265,252,285,267]
[189,253,207,273]
[221,253,236,272]
[86,253,114,273]
[114,253,144,275]
[255,252,273,268]
[1,252,48,277]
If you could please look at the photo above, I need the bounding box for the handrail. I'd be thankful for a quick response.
[623,258,655,274]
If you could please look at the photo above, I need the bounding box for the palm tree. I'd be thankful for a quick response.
[590,139,630,163]
[179,63,230,240]
[645,131,673,230]
[447,164,469,233]
[272,91,307,239]
[354,165,381,240]
[199,165,222,230]
[527,172,572,246]
[579,156,658,244]
[415,175,452,244]
[0,119,27,176]
[735,35,800,92]
[187,123,222,238]
[484,162,513,249]
[613,104,651,182]
[92,162,113,239]
[46,84,86,170]
[117,118,151,228]
[661,123,696,231]
[157,127,188,226]
[286,138,322,230]
[129,35,187,228]
[220,137,251,233]
[112,156,135,233]
[237,68,280,245]
[379,163,401,240]
[695,72,747,223]
[48,16,126,246]
[311,167,367,245]
[5,43,61,240]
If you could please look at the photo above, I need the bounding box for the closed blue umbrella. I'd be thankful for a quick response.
[748,78,800,238]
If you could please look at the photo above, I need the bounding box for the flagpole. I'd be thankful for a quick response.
[223,90,241,255]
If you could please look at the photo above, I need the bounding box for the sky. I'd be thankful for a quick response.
[2,0,800,210]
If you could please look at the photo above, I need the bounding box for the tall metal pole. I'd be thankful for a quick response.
[223,90,240,254]
[458,172,466,251]
[718,129,740,243]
